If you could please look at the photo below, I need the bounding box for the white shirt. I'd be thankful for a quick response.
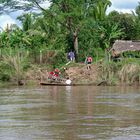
[65,79,72,85]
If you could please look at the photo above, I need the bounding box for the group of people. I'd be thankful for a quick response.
[48,51,93,85]
[48,68,72,85]
[67,50,93,69]
[47,49,121,85]
[48,68,61,81]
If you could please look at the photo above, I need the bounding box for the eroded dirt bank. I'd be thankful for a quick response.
[25,63,99,84]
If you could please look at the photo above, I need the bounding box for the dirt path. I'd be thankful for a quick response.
[65,63,99,83]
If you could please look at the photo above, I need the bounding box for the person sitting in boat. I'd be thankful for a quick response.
[48,71,55,80]
[48,68,62,82]
[65,77,72,85]
[54,68,61,81]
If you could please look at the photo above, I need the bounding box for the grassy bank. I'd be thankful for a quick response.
[97,58,140,86]
[1,49,140,87]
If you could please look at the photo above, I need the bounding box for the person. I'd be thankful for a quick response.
[68,51,75,62]
[65,77,72,85]
[48,68,61,82]
[86,56,93,70]
[54,68,61,81]
[62,67,69,78]
[48,71,55,80]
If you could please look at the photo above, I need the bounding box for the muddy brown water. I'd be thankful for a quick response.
[0,86,140,140]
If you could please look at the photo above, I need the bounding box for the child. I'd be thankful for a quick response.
[86,56,93,70]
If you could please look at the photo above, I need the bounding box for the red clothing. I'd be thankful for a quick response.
[87,57,92,62]
[54,68,60,77]
[54,73,59,77]
[48,69,60,80]
[50,71,54,75]
[48,71,55,79]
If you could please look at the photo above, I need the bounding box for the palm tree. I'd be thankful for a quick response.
[17,13,34,31]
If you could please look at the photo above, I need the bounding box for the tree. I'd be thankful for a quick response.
[88,0,111,21]
[17,13,34,31]
[0,0,112,56]
[44,0,112,60]
[133,2,140,39]
[0,0,49,13]
[108,11,135,40]
[98,22,124,48]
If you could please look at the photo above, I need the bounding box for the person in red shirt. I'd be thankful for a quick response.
[54,68,59,77]
[54,68,61,81]
[48,68,61,81]
[48,71,55,80]
[86,56,93,70]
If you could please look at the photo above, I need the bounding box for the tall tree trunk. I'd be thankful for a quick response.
[73,31,78,55]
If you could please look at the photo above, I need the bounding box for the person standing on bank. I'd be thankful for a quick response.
[68,50,75,62]
[86,56,93,70]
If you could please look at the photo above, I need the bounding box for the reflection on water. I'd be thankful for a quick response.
[0,86,140,140]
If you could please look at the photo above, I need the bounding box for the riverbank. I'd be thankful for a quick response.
[24,63,99,85]
[25,61,140,86]
[1,61,140,87]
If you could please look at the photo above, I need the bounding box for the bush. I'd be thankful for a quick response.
[50,50,67,67]
[0,74,10,81]
[122,51,140,58]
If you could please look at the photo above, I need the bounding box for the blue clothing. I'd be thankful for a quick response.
[68,51,75,60]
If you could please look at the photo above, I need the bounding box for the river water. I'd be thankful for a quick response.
[0,86,140,140]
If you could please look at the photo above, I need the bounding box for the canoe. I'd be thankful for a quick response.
[40,82,94,86]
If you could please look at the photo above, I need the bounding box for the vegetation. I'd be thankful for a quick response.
[98,58,140,85]
[0,0,140,85]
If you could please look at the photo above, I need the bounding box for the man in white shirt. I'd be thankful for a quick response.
[65,77,72,85]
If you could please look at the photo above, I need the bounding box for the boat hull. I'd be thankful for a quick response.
[40,82,94,86]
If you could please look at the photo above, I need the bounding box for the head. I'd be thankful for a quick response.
[63,67,67,70]
[55,68,59,72]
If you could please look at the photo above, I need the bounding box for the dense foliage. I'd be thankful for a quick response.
[0,0,140,83]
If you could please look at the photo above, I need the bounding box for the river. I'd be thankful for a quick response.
[0,86,140,140]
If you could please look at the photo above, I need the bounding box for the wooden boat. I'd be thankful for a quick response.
[40,82,94,86]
